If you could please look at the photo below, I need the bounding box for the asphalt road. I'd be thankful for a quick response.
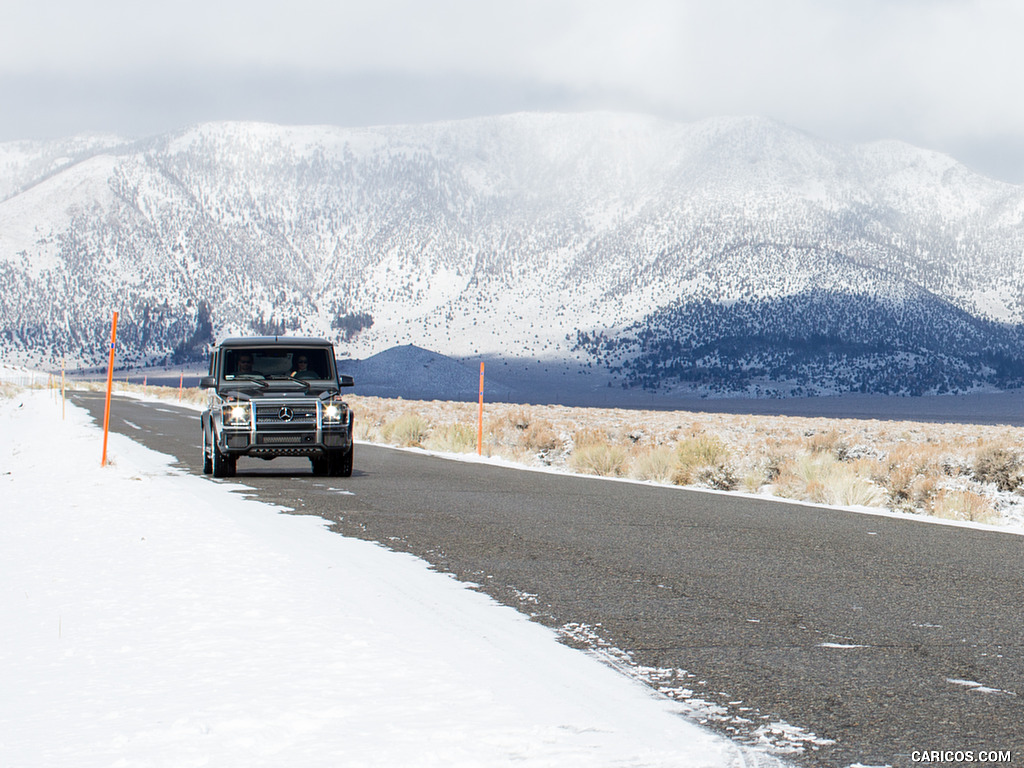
[72,392,1024,768]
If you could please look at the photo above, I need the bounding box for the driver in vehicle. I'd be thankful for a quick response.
[235,353,257,375]
[230,353,265,378]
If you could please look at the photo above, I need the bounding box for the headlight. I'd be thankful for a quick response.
[323,403,343,423]
[225,404,250,426]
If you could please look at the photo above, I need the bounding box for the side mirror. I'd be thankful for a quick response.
[199,376,216,389]
[338,374,354,388]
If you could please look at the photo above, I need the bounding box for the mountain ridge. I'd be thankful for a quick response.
[3,112,1024,397]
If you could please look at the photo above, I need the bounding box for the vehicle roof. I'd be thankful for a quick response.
[215,336,334,348]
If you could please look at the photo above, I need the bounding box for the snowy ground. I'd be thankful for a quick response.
[1,387,793,768]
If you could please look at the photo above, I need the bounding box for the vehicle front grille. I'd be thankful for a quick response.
[255,403,318,425]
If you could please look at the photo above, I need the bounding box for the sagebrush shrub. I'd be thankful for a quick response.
[525,421,560,454]
[972,445,1023,491]
[693,463,738,491]
[809,429,849,460]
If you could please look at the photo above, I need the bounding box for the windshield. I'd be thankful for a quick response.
[223,347,335,382]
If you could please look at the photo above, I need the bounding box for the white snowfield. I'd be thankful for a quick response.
[0,389,788,768]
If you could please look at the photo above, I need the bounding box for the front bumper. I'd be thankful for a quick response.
[217,397,353,457]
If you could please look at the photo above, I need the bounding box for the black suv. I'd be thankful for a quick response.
[200,337,354,477]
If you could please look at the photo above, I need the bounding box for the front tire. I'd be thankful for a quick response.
[211,436,236,478]
[201,427,213,475]
[327,445,353,477]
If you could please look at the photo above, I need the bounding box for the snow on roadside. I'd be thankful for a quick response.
[0,363,50,388]
[0,389,784,768]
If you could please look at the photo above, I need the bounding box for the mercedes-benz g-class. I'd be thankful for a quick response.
[200,337,354,478]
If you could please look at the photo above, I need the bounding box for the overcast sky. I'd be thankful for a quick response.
[4,0,1024,182]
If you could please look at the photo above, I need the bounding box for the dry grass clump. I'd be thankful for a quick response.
[565,428,628,476]
[629,446,677,484]
[424,423,478,453]
[569,442,630,477]
[931,489,996,524]
[671,435,735,489]
[0,381,24,399]
[382,413,430,447]
[775,454,886,508]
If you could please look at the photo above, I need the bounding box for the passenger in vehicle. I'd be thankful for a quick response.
[291,354,319,379]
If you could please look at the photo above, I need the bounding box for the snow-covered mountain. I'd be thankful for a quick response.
[3,112,1024,396]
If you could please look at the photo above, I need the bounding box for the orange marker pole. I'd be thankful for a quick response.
[178,372,184,401]
[477,362,485,456]
[101,312,118,466]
